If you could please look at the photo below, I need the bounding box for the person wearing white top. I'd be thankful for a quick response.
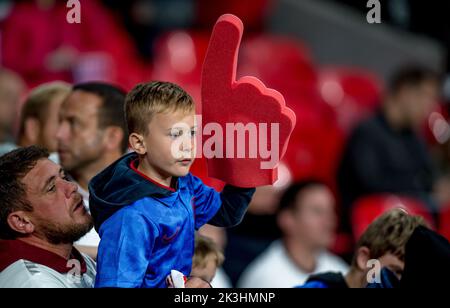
[238,181,349,288]
[238,240,348,288]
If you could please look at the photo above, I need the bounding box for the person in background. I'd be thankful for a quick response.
[18,81,71,163]
[0,146,95,288]
[198,224,232,288]
[191,235,224,285]
[56,82,128,259]
[0,69,26,156]
[338,66,441,231]
[300,208,426,288]
[238,180,348,288]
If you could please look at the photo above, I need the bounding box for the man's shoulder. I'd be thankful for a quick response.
[0,260,66,288]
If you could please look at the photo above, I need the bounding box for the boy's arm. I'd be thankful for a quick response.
[190,174,255,229]
[209,184,255,227]
[95,208,158,288]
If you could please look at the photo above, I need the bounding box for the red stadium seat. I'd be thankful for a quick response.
[318,67,383,133]
[238,35,318,100]
[439,206,450,242]
[351,194,435,241]
[151,31,211,106]
[196,0,272,30]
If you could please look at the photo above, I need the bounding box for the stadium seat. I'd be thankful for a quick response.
[439,205,450,242]
[351,194,435,241]
[151,31,210,106]
[318,67,383,133]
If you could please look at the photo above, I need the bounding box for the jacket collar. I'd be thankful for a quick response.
[0,239,87,274]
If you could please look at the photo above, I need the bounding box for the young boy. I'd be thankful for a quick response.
[89,81,255,288]
[191,235,225,284]
[299,208,426,288]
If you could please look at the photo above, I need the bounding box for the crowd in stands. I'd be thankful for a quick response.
[0,0,449,288]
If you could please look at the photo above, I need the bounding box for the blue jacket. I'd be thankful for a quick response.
[89,153,255,288]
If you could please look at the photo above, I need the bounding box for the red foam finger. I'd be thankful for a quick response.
[201,14,296,187]
[202,14,243,92]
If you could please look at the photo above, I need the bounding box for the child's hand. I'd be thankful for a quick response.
[201,14,296,188]
[185,277,212,288]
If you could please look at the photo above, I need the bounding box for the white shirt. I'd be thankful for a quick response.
[237,240,349,288]
[211,268,232,288]
[72,181,101,248]
[0,255,96,288]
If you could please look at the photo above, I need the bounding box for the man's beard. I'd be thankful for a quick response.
[36,217,94,245]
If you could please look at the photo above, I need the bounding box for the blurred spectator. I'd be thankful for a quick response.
[0,68,26,156]
[1,0,145,89]
[338,65,441,231]
[191,235,224,284]
[223,164,292,285]
[18,81,71,161]
[238,181,348,288]
[0,146,96,288]
[198,224,232,288]
[300,208,426,288]
[56,82,127,258]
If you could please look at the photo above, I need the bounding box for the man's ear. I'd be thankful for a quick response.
[103,126,125,153]
[23,118,41,144]
[129,132,147,155]
[7,212,35,235]
[355,246,371,272]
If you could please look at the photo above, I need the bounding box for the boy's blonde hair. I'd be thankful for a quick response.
[125,81,195,135]
[193,235,224,269]
[353,208,427,265]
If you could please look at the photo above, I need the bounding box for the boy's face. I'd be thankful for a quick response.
[191,255,218,283]
[139,109,196,179]
[378,253,404,280]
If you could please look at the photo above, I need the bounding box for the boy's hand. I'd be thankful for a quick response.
[201,14,296,188]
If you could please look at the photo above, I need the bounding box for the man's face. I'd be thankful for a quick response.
[141,110,196,178]
[56,90,105,172]
[291,185,337,249]
[38,93,66,152]
[21,158,93,244]
[396,81,439,128]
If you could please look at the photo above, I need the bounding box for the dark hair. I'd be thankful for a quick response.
[278,180,327,213]
[0,146,49,239]
[73,82,128,153]
[125,81,195,135]
[389,65,440,94]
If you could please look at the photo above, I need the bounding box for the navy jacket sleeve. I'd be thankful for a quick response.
[208,184,256,228]
[188,174,255,229]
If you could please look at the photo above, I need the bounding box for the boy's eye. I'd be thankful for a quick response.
[48,185,56,193]
[190,130,197,137]
[170,130,183,138]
